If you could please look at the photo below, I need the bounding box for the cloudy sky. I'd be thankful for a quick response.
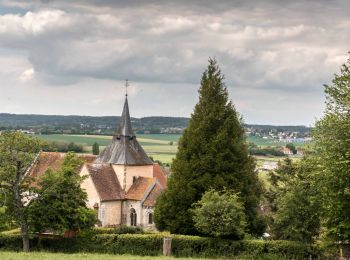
[0,0,349,125]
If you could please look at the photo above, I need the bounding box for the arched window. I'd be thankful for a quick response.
[130,208,137,226]
[148,213,153,224]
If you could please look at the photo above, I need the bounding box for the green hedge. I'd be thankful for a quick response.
[0,233,321,258]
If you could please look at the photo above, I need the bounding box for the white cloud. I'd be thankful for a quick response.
[19,67,34,83]
[0,0,349,124]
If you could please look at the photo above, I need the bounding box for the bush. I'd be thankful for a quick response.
[0,233,322,258]
[93,226,144,235]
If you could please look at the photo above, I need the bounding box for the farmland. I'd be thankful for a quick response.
[35,134,180,164]
[35,134,308,165]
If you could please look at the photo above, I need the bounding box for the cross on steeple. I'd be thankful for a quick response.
[125,79,129,97]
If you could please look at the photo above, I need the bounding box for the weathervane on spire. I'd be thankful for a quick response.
[125,79,129,97]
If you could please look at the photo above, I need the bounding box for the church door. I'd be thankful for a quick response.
[130,208,137,226]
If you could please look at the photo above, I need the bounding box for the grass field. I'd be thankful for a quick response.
[0,252,201,260]
[35,134,180,164]
[35,134,307,165]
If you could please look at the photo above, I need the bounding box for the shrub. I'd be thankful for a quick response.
[93,226,144,235]
[0,233,322,258]
[192,190,246,239]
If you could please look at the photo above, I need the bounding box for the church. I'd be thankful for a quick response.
[28,95,168,229]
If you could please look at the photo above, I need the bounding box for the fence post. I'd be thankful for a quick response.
[163,237,172,256]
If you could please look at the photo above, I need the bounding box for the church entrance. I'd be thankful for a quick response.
[130,208,137,226]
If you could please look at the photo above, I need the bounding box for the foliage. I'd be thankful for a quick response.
[154,58,264,236]
[0,233,321,258]
[192,190,246,239]
[248,143,285,156]
[0,131,43,251]
[285,143,297,154]
[313,55,350,241]
[43,141,83,153]
[28,152,97,234]
[92,142,100,155]
[266,157,321,243]
[93,226,144,235]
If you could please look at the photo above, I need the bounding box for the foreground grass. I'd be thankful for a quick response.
[0,252,202,260]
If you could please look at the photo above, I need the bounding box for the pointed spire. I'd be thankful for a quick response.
[94,80,153,165]
[115,96,135,137]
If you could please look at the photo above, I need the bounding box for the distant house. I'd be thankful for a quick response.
[28,96,167,229]
[281,147,293,155]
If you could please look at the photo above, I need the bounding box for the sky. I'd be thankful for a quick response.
[0,0,349,125]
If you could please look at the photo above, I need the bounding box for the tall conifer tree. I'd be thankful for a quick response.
[155,58,264,235]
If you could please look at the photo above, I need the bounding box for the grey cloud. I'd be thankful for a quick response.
[0,0,349,124]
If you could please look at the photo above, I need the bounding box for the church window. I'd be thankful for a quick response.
[148,213,153,224]
[130,208,137,226]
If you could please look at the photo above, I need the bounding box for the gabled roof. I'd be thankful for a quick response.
[95,96,153,165]
[28,152,96,179]
[86,163,125,201]
[143,183,165,207]
[126,177,155,200]
[153,163,167,188]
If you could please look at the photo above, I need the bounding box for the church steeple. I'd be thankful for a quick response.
[116,96,135,137]
[94,81,153,165]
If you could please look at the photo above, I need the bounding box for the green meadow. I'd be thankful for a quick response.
[35,134,307,165]
[35,134,181,164]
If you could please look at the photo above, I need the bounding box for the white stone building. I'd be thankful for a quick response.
[28,96,167,229]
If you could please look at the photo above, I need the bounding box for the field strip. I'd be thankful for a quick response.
[68,135,170,144]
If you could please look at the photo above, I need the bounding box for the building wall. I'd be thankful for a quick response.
[112,164,154,191]
[142,206,155,229]
[124,200,143,226]
[101,201,122,227]
[80,165,100,208]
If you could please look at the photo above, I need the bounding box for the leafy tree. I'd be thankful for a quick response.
[92,142,100,155]
[155,58,264,235]
[286,143,297,155]
[0,132,42,251]
[192,189,246,239]
[313,55,350,241]
[271,156,321,244]
[28,152,96,233]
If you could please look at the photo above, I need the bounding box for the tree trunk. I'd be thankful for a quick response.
[21,222,30,252]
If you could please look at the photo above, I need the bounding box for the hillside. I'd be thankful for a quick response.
[0,113,311,136]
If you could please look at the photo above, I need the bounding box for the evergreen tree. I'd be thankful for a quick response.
[313,55,350,241]
[92,142,100,155]
[154,58,264,235]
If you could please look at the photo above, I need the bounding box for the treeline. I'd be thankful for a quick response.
[0,113,311,136]
[42,141,83,153]
[248,143,285,156]
[0,114,189,135]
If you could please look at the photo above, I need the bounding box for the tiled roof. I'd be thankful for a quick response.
[28,152,96,179]
[153,163,167,188]
[86,163,125,201]
[143,183,164,207]
[126,177,155,200]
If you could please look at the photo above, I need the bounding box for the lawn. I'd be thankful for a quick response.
[0,252,201,260]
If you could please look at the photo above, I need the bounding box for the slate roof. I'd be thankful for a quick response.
[95,97,153,165]
[86,163,125,201]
